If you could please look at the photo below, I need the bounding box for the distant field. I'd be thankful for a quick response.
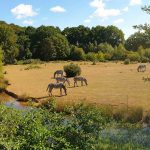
[4,62,150,110]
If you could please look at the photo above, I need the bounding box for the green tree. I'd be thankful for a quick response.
[125,32,150,51]
[39,34,70,61]
[62,25,90,47]
[31,25,61,58]
[0,24,18,64]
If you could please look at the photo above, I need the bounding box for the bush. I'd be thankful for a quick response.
[97,42,114,53]
[85,52,97,61]
[64,63,81,77]
[112,44,127,60]
[127,52,140,62]
[96,52,105,62]
[124,58,130,65]
[141,56,149,63]
[70,46,85,60]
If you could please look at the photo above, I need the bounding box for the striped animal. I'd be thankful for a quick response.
[55,77,70,86]
[74,76,88,87]
[46,83,67,96]
[54,70,63,78]
[137,64,146,72]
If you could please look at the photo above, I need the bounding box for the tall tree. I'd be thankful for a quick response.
[31,25,61,58]
[0,24,18,64]
[125,32,150,51]
[62,25,90,46]
[39,34,70,61]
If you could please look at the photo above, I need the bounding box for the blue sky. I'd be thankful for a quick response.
[0,0,149,38]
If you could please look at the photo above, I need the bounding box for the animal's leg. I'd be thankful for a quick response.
[76,81,78,87]
[81,81,83,86]
[60,88,62,96]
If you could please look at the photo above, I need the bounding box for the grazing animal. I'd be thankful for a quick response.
[137,64,146,72]
[46,83,67,96]
[55,77,70,86]
[54,70,63,78]
[74,76,88,87]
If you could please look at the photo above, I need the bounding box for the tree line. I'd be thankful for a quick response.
[0,6,150,64]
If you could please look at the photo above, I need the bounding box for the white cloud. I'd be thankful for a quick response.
[113,18,124,24]
[84,19,91,23]
[11,4,37,19]
[50,6,66,13]
[90,0,105,9]
[130,0,142,6]
[89,0,121,19]
[122,7,129,12]
[23,20,34,25]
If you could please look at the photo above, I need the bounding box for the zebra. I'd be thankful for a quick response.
[46,83,67,96]
[54,70,63,78]
[74,76,88,87]
[55,77,70,86]
[137,64,146,72]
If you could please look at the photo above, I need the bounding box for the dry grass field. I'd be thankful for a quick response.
[4,62,150,110]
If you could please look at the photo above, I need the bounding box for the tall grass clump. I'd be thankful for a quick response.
[124,58,130,65]
[24,65,41,70]
[64,63,81,77]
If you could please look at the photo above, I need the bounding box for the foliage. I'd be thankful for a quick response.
[39,34,70,61]
[62,25,90,47]
[70,46,85,60]
[96,52,105,62]
[112,44,127,60]
[0,103,112,150]
[127,51,140,62]
[97,42,114,53]
[124,58,130,65]
[0,24,18,64]
[0,103,149,150]
[64,63,81,77]
[85,52,97,61]
[125,32,150,51]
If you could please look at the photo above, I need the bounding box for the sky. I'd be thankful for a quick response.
[0,0,150,39]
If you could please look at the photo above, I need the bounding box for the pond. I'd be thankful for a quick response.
[0,92,29,110]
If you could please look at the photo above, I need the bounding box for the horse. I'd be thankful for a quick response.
[137,64,146,72]
[46,83,67,96]
[55,77,70,86]
[54,70,63,78]
[74,76,88,87]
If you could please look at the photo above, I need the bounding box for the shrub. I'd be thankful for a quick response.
[127,52,140,62]
[124,58,130,65]
[70,46,85,60]
[96,52,105,62]
[64,63,81,77]
[141,56,149,63]
[97,42,114,53]
[112,44,127,60]
[85,52,97,61]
